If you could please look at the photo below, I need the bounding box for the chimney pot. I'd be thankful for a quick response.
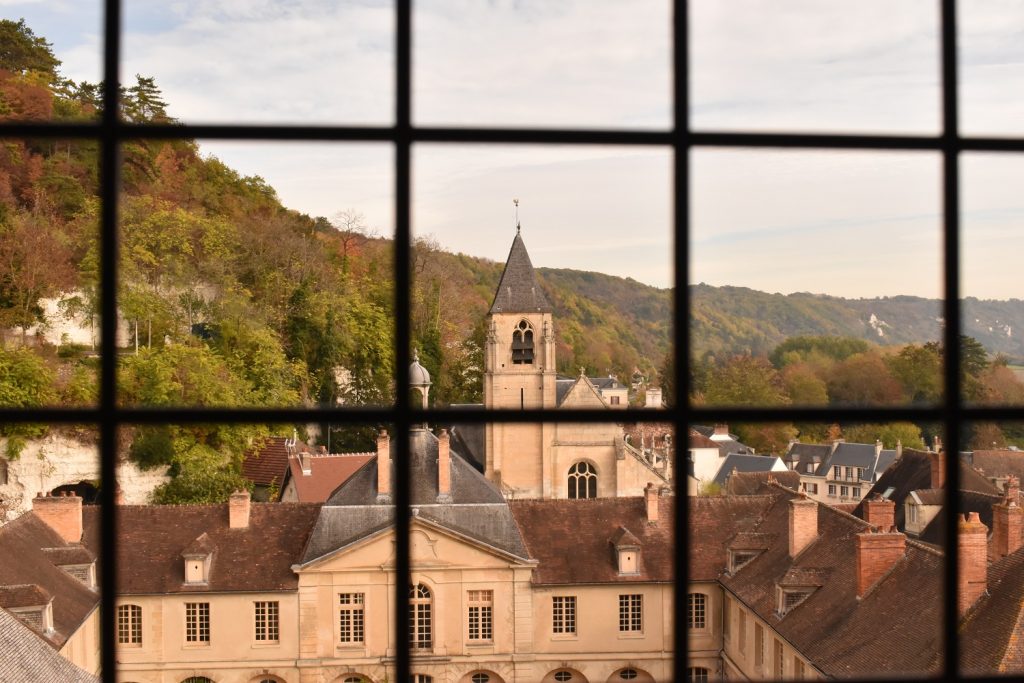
[992,497,1024,560]
[863,496,896,533]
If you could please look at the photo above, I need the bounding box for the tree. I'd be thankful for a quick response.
[0,20,60,80]
[969,422,1007,450]
[770,336,869,368]
[781,363,829,406]
[842,422,924,450]
[827,352,903,406]
[703,355,790,407]
[0,346,56,457]
[888,343,943,405]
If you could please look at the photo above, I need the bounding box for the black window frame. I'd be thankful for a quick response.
[1,2,1022,682]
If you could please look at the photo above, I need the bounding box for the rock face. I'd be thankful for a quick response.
[0,433,168,523]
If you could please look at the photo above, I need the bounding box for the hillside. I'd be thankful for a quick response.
[692,285,1024,362]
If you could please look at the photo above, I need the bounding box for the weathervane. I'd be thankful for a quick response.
[513,198,520,233]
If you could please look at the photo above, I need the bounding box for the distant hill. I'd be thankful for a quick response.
[691,284,1024,362]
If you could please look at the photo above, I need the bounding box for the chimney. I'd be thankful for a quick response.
[789,497,818,558]
[228,490,250,529]
[114,484,125,506]
[300,449,312,475]
[855,527,906,597]
[710,424,730,441]
[959,512,988,616]
[863,494,896,532]
[991,498,1023,560]
[437,429,451,501]
[896,439,903,459]
[318,445,327,455]
[645,482,659,523]
[875,439,883,457]
[376,429,391,502]
[1006,474,1020,502]
[33,492,83,543]
[933,435,942,453]
[929,449,946,489]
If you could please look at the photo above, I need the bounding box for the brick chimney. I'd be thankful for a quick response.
[855,527,906,597]
[33,492,83,543]
[991,497,1023,560]
[863,494,896,532]
[1006,474,1020,502]
[789,497,817,558]
[437,428,451,501]
[710,424,730,441]
[645,482,659,523]
[929,449,946,489]
[300,449,312,475]
[958,512,988,616]
[228,490,250,529]
[376,429,391,502]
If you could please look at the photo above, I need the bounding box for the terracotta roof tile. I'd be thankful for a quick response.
[0,584,52,609]
[960,546,1024,674]
[284,451,374,502]
[725,470,801,495]
[242,436,304,487]
[688,495,776,581]
[510,496,674,584]
[81,503,320,594]
[970,449,1024,483]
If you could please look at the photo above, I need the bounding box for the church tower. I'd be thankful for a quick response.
[484,228,557,498]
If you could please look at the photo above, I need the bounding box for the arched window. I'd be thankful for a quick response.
[182,678,215,683]
[618,670,639,681]
[685,668,709,683]
[553,672,573,682]
[117,604,142,646]
[410,676,433,683]
[568,461,597,499]
[511,319,534,364]
[471,674,490,683]
[409,583,432,649]
[688,593,707,630]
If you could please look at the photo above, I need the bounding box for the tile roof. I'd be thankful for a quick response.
[712,453,783,487]
[960,546,1024,674]
[509,495,675,584]
[0,584,52,608]
[688,429,719,450]
[81,503,320,594]
[0,513,98,648]
[0,608,98,683]
[242,436,305,487]
[718,485,943,677]
[283,451,374,502]
[970,449,1024,483]
[488,231,552,314]
[724,470,801,495]
[688,495,776,581]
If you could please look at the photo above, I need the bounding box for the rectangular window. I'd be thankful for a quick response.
[828,484,836,497]
[687,592,706,630]
[339,593,365,644]
[738,608,747,653]
[467,589,493,641]
[619,594,643,632]
[116,604,142,646]
[755,623,764,669]
[795,657,806,679]
[853,487,862,498]
[552,596,576,634]
[254,601,279,642]
[833,465,841,479]
[806,463,814,474]
[845,466,853,480]
[857,467,865,480]
[840,485,849,497]
[610,395,620,405]
[909,504,919,524]
[185,602,209,644]
[723,596,731,640]
[775,638,785,678]
[808,483,818,494]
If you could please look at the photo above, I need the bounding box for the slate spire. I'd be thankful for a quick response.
[489,230,553,314]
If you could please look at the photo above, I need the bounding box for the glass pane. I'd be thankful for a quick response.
[0,10,103,122]
[414,0,672,129]
[0,429,102,679]
[691,420,944,678]
[961,154,1024,406]
[959,0,1024,137]
[122,1,394,124]
[691,149,943,408]
[0,136,99,408]
[691,0,941,134]
[117,140,394,408]
[413,144,673,410]
[409,420,674,679]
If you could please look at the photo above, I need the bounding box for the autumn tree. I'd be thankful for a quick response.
[827,352,903,406]
[842,422,924,450]
[703,355,790,407]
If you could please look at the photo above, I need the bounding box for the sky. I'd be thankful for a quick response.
[3,0,1023,298]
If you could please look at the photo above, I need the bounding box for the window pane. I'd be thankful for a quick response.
[116,141,395,408]
[413,144,673,411]
[691,0,941,133]
[959,0,1024,136]
[414,0,671,129]
[692,421,945,678]
[0,135,99,409]
[691,149,943,408]
[122,1,394,125]
[961,154,1024,407]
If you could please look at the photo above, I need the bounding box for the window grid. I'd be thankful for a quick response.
[254,601,279,642]
[619,594,643,632]
[409,584,432,649]
[116,604,141,646]
[0,1,1016,681]
[687,593,706,630]
[185,602,209,644]
[338,593,365,644]
[552,596,576,634]
[467,589,493,641]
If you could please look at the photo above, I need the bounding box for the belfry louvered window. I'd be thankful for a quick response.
[511,319,534,364]
[4,2,1021,683]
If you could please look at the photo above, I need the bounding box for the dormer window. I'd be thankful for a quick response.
[182,532,214,585]
[777,587,815,616]
[610,526,642,575]
[1,585,55,635]
[729,550,759,573]
[511,320,534,364]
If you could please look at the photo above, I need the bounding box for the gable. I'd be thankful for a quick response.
[559,377,607,409]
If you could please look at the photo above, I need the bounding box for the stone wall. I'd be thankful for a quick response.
[0,433,169,522]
